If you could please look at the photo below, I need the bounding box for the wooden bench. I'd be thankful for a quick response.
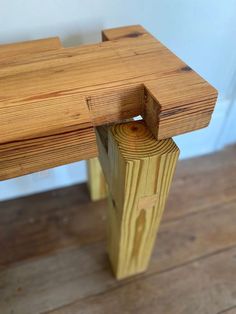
[0,25,217,279]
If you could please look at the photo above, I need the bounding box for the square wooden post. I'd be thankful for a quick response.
[87,158,107,201]
[96,121,179,279]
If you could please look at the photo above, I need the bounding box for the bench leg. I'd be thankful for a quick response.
[87,158,107,201]
[96,121,179,279]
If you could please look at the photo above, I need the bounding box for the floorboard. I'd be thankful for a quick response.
[0,145,236,314]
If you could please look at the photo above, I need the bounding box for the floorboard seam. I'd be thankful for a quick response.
[216,304,236,314]
[162,197,236,225]
[41,244,236,314]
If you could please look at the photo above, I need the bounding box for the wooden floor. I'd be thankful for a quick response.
[0,145,236,314]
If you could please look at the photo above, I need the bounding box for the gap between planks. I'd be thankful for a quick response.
[1,183,236,313]
[0,145,235,313]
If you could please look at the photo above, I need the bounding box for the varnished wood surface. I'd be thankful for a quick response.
[0,37,61,60]
[102,25,217,137]
[97,121,179,278]
[0,145,236,313]
[0,25,217,158]
[0,127,97,180]
[0,25,217,144]
[0,37,97,180]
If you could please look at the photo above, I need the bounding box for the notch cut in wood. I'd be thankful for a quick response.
[0,25,217,180]
[95,120,179,279]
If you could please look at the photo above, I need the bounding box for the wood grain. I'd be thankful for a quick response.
[0,184,107,267]
[103,26,217,138]
[2,203,236,314]
[0,37,97,180]
[48,247,236,314]
[0,25,217,180]
[102,25,152,41]
[0,25,217,145]
[0,37,61,61]
[87,158,107,201]
[97,121,179,279]
[165,145,236,221]
[0,145,236,313]
[0,127,97,180]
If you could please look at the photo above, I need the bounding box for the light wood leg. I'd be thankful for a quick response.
[96,121,179,279]
[87,158,107,201]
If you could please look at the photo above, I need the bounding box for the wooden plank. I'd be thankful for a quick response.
[1,197,236,314]
[87,158,107,201]
[0,37,97,179]
[0,37,61,60]
[0,25,217,179]
[102,25,217,138]
[0,25,217,145]
[102,24,151,41]
[165,144,236,221]
[0,127,97,180]
[0,184,107,267]
[97,120,179,279]
[47,247,236,314]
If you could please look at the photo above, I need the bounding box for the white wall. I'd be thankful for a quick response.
[0,0,236,200]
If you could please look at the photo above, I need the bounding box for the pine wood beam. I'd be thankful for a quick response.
[0,37,97,180]
[102,25,217,139]
[96,121,179,279]
[0,37,61,61]
[87,158,107,201]
[0,25,217,180]
[0,25,217,145]
[0,128,97,180]
[102,24,153,41]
